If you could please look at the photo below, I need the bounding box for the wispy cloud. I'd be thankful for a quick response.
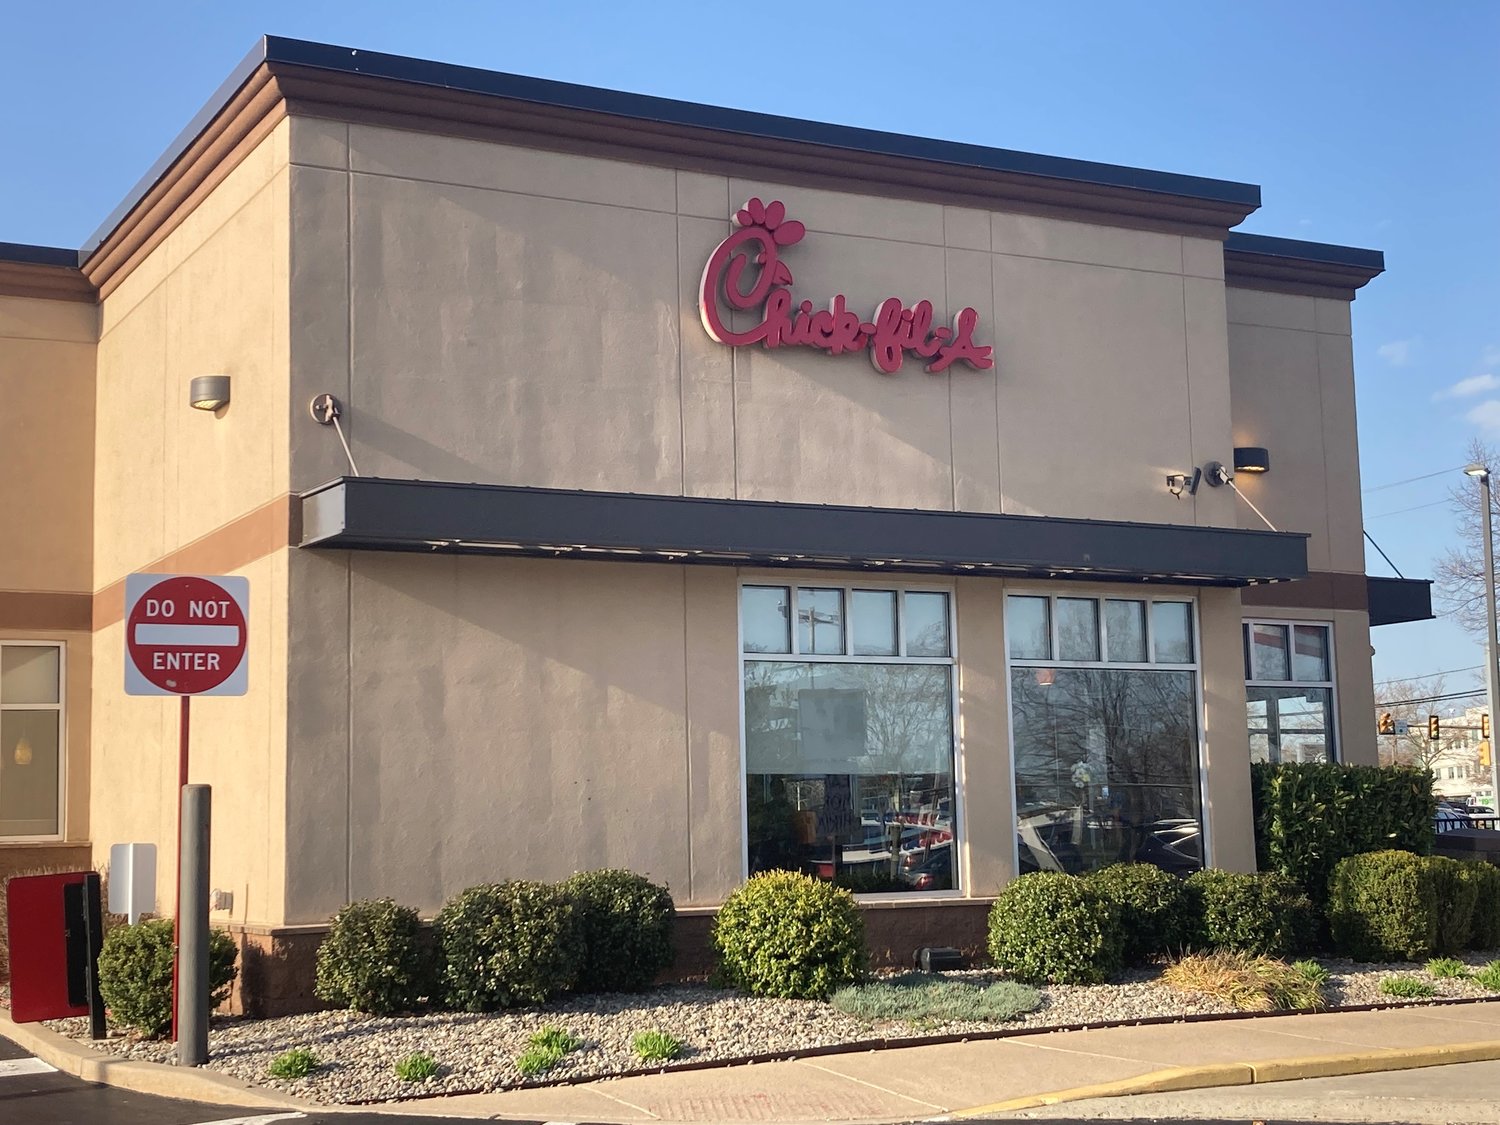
[1466,400,1500,433]
[1378,339,1415,365]
[1436,373,1500,400]
[1483,344,1500,368]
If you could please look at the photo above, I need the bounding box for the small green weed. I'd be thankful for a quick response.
[393,1052,439,1082]
[515,1026,581,1077]
[1427,957,1470,980]
[1380,975,1437,999]
[267,1047,318,1079]
[632,1029,683,1062]
[1472,961,1500,991]
[1291,959,1330,988]
[829,973,1041,1023]
[1162,951,1323,1012]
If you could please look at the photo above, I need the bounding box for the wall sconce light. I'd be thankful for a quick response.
[1234,446,1271,474]
[189,374,231,411]
[1166,468,1202,498]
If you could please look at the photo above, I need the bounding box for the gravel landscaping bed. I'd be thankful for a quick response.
[43,952,1500,1105]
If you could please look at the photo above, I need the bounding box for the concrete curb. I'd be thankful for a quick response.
[939,1039,1500,1117]
[0,1011,310,1111]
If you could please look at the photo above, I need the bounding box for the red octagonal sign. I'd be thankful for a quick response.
[124,574,249,697]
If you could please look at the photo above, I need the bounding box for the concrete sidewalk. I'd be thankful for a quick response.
[8,1000,1500,1123]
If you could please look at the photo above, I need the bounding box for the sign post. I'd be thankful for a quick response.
[124,573,248,1056]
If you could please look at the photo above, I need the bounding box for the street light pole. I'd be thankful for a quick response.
[1465,463,1500,753]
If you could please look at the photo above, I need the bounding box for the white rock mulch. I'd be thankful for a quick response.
[45,952,1500,1105]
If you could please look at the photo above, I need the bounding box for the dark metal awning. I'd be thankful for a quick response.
[1367,576,1435,626]
[299,477,1308,587]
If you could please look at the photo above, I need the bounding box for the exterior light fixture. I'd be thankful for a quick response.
[1166,468,1202,497]
[1233,447,1271,474]
[189,374,231,411]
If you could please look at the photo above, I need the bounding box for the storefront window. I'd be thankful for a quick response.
[742,584,956,894]
[1244,621,1335,763]
[1007,595,1203,876]
[0,643,63,838]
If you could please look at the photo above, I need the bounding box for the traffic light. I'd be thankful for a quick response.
[1429,714,1441,741]
[1378,712,1395,735]
[1481,742,1492,768]
[1484,713,1492,740]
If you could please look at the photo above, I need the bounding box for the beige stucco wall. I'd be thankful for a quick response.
[284,118,1242,535]
[89,121,292,925]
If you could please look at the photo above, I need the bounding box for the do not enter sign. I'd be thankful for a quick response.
[124,574,249,697]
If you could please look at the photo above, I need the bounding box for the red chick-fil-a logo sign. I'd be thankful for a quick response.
[699,198,994,375]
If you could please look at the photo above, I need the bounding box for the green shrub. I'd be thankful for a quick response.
[1473,961,1500,990]
[268,1047,318,1079]
[1469,863,1500,950]
[632,1029,683,1061]
[394,1052,439,1082]
[1163,951,1324,1011]
[314,898,430,1015]
[1185,870,1317,956]
[987,872,1122,985]
[711,871,867,999]
[1088,863,1191,965]
[1328,851,1438,962]
[1426,856,1479,954]
[1251,762,1434,904]
[562,869,675,993]
[1426,957,1469,979]
[1379,975,1437,999]
[435,882,583,1011]
[830,973,1040,1022]
[96,919,238,1038]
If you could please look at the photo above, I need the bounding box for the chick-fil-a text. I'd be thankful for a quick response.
[699,198,994,375]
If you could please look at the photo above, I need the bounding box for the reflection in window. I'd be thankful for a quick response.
[1007,597,1051,660]
[798,589,845,655]
[1244,621,1335,763]
[1010,667,1202,876]
[743,585,956,895]
[1248,624,1290,681]
[1,643,64,838]
[1153,602,1194,664]
[742,586,791,654]
[1105,600,1147,663]
[1057,599,1100,662]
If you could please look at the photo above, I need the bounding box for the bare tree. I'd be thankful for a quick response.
[1433,438,1500,637]
[1373,676,1454,769]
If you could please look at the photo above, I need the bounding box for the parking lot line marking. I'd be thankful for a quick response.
[187,1115,304,1125]
[0,1057,56,1077]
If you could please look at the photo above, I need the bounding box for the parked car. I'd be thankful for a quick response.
[897,845,952,890]
[1435,805,1471,833]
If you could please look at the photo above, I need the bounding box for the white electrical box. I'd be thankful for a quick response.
[108,842,157,924]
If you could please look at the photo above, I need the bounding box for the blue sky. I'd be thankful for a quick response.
[4,2,1494,697]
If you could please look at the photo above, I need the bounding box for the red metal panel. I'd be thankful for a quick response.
[6,871,89,1022]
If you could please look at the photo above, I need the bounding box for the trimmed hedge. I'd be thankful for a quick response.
[988,871,1122,984]
[562,869,675,993]
[711,871,867,999]
[314,898,430,1015]
[1426,856,1479,955]
[1469,862,1500,950]
[435,882,583,1011]
[1185,870,1317,957]
[97,919,237,1038]
[1328,850,1438,961]
[1251,762,1434,904]
[1087,863,1191,965]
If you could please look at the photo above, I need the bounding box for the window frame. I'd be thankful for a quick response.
[0,640,67,843]
[1243,618,1339,764]
[1002,590,1211,872]
[737,579,963,900]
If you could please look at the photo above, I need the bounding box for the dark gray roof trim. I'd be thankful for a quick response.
[0,242,83,268]
[1367,576,1434,627]
[299,477,1309,587]
[1224,232,1385,300]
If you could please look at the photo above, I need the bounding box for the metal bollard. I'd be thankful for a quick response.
[176,784,211,1066]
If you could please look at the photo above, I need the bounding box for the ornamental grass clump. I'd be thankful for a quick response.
[1472,961,1500,991]
[515,1026,581,1077]
[632,1029,684,1062]
[435,882,583,1011]
[1379,975,1437,999]
[393,1052,440,1083]
[987,871,1122,985]
[829,973,1040,1023]
[1087,863,1191,965]
[711,871,867,999]
[314,897,430,1015]
[562,869,675,993]
[267,1047,318,1079]
[1162,951,1325,1012]
[1426,957,1470,980]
